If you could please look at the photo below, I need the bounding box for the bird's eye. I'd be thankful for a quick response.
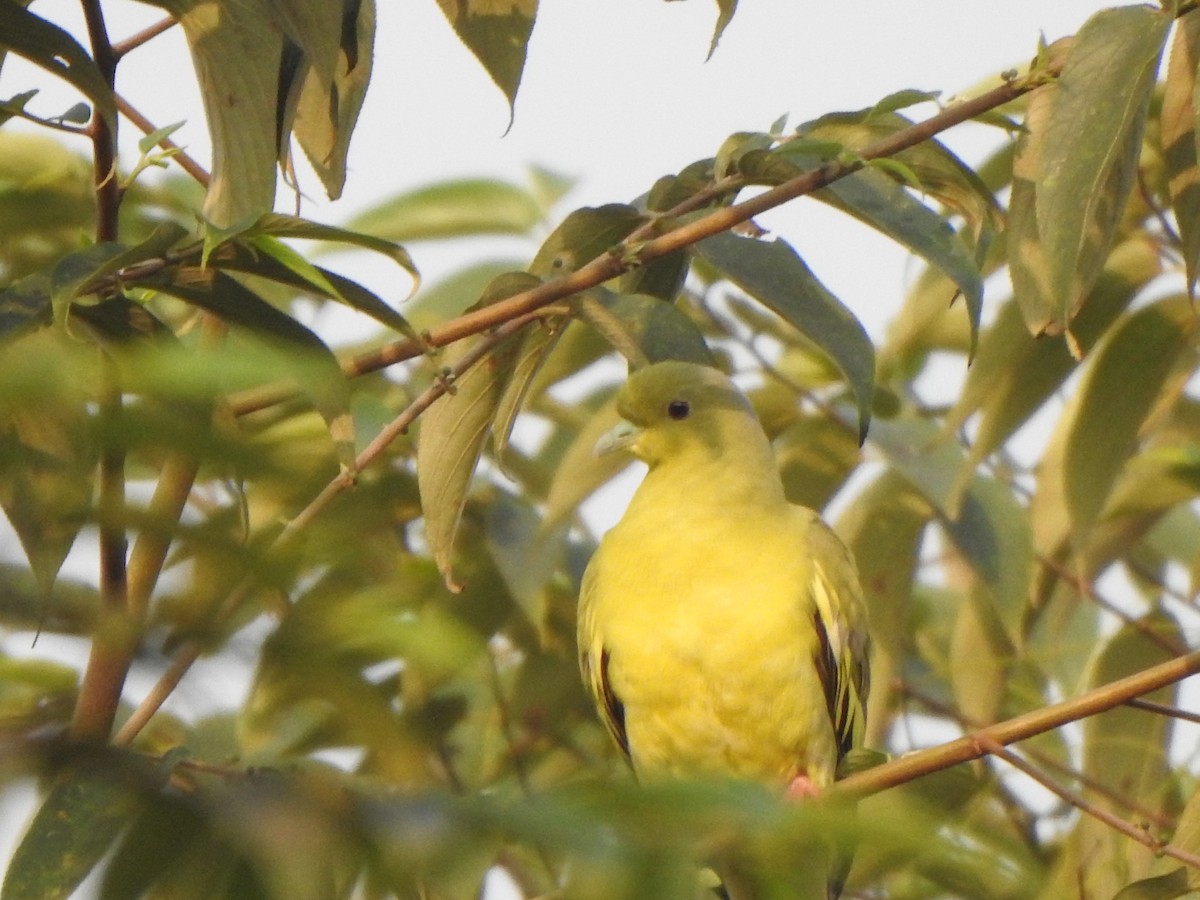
[666,399,690,420]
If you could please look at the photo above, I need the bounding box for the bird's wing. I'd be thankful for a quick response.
[578,556,632,762]
[805,518,871,764]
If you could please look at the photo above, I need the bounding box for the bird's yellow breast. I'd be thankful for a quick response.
[582,501,838,785]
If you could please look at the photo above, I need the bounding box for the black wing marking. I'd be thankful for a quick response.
[599,648,630,761]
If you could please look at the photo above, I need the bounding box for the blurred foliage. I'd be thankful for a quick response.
[4,2,1200,899]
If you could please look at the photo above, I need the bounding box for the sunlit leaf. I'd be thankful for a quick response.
[348,177,543,242]
[435,0,537,113]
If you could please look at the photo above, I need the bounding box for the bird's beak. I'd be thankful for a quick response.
[595,418,640,457]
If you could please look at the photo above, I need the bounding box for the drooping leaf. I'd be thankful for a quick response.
[416,273,539,589]
[435,0,537,114]
[1161,9,1200,296]
[213,238,416,338]
[946,236,1159,473]
[542,386,627,530]
[1061,296,1197,544]
[587,292,715,368]
[156,0,285,228]
[1008,78,1059,337]
[694,233,874,441]
[290,0,375,200]
[708,0,738,58]
[1110,869,1191,900]
[0,4,117,137]
[1033,5,1169,333]
[348,178,543,242]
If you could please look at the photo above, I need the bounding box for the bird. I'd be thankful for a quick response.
[576,360,871,899]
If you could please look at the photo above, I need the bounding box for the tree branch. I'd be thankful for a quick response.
[834,649,1200,801]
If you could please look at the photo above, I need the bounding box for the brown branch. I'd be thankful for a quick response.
[71,356,133,741]
[901,681,1174,831]
[80,0,120,242]
[113,314,543,745]
[228,72,1041,418]
[976,735,1200,871]
[111,14,176,59]
[833,648,1200,801]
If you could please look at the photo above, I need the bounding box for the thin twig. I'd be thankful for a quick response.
[1036,553,1187,657]
[1125,696,1200,726]
[111,15,176,59]
[975,734,1200,871]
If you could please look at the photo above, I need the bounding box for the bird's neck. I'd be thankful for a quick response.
[632,442,787,517]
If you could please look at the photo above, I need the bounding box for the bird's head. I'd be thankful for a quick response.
[595,361,760,467]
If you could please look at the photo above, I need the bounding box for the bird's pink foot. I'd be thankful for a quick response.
[786,774,821,800]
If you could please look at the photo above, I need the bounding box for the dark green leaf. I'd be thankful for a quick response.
[530,204,645,276]
[2,766,145,900]
[136,267,354,466]
[1110,869,1191,900]
[591,292,715,367]
[694,233,874,441]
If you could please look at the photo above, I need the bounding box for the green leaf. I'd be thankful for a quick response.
[1074,613,1184,899]
[1170,783,1200,889]
[253,212,419,286]
[813,164,983,353]
[435,0,537,114]
[1110,869,1191,900]
[708,0,738,58]
[213,240,417,339]
[587,292,715,368]
[1033,5,1169,334]
[135,267,354,466]
[946,236,1159,471]
[0,5,117,138]
[869,417,1031,640]
[416,274,537,590]
[867,88,940,119]
[1162,10,1200,297]
[1008,79,1059,337]
[348,178,543,242]
[159,0,285,228]
[530,204,645,276]
[834,470,928,664]
[491,314,564,465]
[1062,296,1196,544]
[0,273,52,342]
[694,233,874,441]
[2,766,144,900]
[290,0,375,200]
